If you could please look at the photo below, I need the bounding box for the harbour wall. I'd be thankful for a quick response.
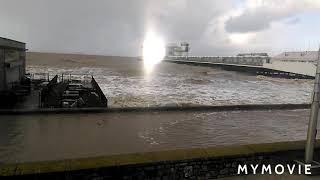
[1,140,320,179]
[165,56,314,79]
[166,56,270,66]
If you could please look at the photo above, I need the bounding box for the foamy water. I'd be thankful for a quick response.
[0,62,315,163]
[27,64,313,107]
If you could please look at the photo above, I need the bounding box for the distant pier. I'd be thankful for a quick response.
[165,56,315,79]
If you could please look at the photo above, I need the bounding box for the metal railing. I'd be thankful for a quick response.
[29,73,93,83]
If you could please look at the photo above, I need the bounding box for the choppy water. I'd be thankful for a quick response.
[0,60,315,163]
[27,61,313,107]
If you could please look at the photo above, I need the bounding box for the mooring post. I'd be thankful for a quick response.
[305,48,320,163]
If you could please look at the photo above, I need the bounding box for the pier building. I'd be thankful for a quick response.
[166,42,189,56]
[264,51,318,77]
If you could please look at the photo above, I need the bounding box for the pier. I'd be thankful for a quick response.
[0,38,318,179]
[165,56,315,79]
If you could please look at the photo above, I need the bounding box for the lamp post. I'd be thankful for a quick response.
[305,48,320,163]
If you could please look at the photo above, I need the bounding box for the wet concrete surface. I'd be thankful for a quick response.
[0,109,311,163]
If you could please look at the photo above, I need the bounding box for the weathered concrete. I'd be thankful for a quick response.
[1,140,320,179]
[165,57,315,79]
[0,103,311,115]
[0,37,26,92]
[167,56,270,66]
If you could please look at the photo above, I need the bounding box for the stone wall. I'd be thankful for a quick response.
[8,149,315,179]
[2,140,320,179]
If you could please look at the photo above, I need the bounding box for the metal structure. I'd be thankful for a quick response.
[305,48,320,163]
[0,37,108,109]
[39,74,108,108]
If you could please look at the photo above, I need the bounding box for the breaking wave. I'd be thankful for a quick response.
[27,65,313,107]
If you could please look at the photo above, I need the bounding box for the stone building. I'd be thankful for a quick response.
[0,37,27,92]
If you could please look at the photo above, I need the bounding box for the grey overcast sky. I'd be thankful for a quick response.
[0,0,320,56]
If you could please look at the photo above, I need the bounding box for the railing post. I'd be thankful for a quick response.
[305,48,320,163]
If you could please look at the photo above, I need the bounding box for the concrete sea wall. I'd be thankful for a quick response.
[165,57,315,79]
[166,56,270,66]
[1,140,319,179]
[0,103,310,115]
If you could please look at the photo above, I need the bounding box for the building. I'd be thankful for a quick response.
[166,42,189,56]
[271,51,318,63]
[0,37,27,92]
[262,51,319,77]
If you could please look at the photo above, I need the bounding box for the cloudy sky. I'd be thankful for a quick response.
[0,0,320,56]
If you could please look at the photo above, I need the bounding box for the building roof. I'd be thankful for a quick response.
[0,37,26,50]
[272,51,319,62]
[0,37,25,44]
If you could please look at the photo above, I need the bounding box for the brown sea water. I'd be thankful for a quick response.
[0,109,310,163]
[0,52,314,163]
[26,52,313,107]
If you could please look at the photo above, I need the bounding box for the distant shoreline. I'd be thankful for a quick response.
[26,52,140,68]
[27,51,137,58]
